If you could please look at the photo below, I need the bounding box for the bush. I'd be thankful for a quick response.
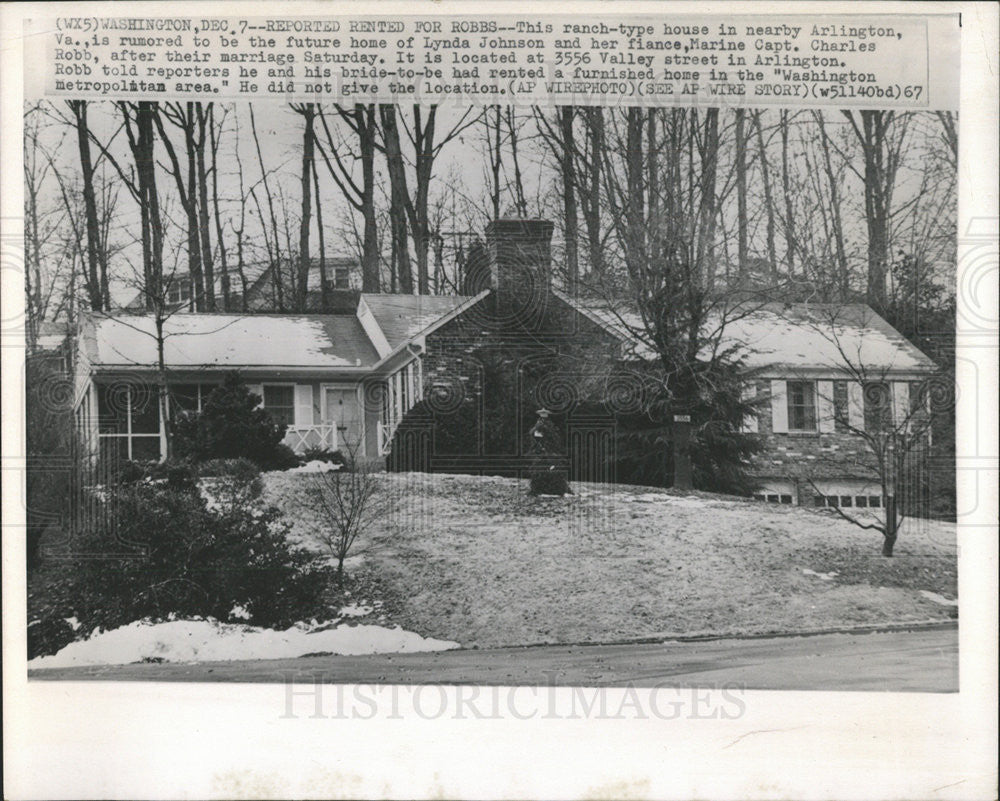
[258,443,301,472]
[300,447,346,467]
[26,354,76,571]
[45,470,332,650]
[198,457,261,481]
[173,371,289,469]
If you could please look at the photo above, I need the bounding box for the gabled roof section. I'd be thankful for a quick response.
[360,291,489,349]
[84,312,380,371]
[723,303,937,373]
[567,299,937,374]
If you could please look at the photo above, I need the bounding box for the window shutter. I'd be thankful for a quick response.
[817,380,836,433]
[847,382,865,431]
[892,381,910,428]
[770,380,788,434]
[294,384,313,427]
[741,382,758,433]
[247,384,263,409]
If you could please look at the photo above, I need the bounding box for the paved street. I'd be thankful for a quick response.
[29,624,958,691]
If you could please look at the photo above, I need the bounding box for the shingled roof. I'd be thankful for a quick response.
[81,313,380,370]
[571,300,937,374]
[360,292,487,349]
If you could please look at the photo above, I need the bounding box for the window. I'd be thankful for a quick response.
[96,380,161,462]
[855,496,869,508]
[786,381,817,431]
[840,496,853,507]
[864,381,892,432]
[813,495,826,507]
[868,495,882,508]
[826,496,839,507]
[262,385,295,426]
[780,494,793,504]
[166,276,191,305]
[334,266,350,289]
[169,384,218,419]
[170,384,201,417]
[766,494,779,503]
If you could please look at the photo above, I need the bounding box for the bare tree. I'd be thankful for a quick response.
[799,306,935,556]
[309,436,394,584]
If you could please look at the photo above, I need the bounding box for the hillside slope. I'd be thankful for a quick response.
[266,472,958,648]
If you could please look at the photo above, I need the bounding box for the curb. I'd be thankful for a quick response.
[456,618,959,652]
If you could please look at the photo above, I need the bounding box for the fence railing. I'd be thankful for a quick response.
[282,424,338,454]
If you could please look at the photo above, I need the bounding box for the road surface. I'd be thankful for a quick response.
[29,624,958,691]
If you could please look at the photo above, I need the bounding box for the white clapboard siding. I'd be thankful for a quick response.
[246,383,263,409]
[741,382,758,433]
[847,382,865,431]
[294,384,314,426]
[817,380,836,433]
[892,381,910,428]
[770,379,788,434]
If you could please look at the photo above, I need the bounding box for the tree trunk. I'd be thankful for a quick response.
[558,106,579,294]
[312,155,329,309]
[735,109,748,277]
[297,104,316,309]
[195,103,215,311]
[696,108,720,289]
[580,107,604,277]
[379,105,414,293]
[358,104,380,291]
[780,110,797,277]
[882,495,898,556]
[209,105,230,310]
[410,105,437,295]
[137,103,164,307]
[69,101,104,311]
[624,107,645,282]
[754,111,778,282]
[815,112,850,298]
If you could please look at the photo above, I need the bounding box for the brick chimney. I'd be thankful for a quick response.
[485,218,554,312]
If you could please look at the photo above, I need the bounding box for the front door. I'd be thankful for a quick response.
[324,387,362,455]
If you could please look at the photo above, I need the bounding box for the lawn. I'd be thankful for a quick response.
[264,471,958,649]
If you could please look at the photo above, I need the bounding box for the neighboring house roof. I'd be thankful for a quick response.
[360,292,486,349]
[83,313,381,370]
[33,320,71,351]
[121,257,358,312]
[573,300,936,374]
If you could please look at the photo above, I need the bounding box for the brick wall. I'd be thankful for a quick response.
[747,377,930,505]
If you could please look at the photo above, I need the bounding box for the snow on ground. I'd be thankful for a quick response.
[259,470,957,649]
[803,569,839,581]
[339,604,374,617]
[919,590,958,607]
[28,618,460,669]
[287,460,343,474]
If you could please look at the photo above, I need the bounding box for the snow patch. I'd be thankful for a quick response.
[803,568,839,581]
[64,616,82,631]
[29,619,460,669]
[229,605,252,621]
[287,460,343,474]
[625,493,707,508]
[919,590,958,607]
[339,604,373,618]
